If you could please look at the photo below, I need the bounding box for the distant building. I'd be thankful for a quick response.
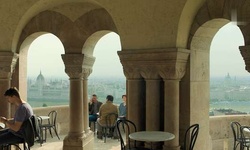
[28,71,70,100]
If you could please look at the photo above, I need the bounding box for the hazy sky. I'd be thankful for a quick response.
[28,33,123,79]
[210,23,248,77]
[28,23,248,79]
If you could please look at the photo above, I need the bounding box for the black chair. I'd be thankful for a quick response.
[183,124,199,150]
[116,119,137,150]
[1,115,40,150]
[116,119,149,150]
[231,121,245,150]
[239,125,250,150]
[38,110,60,142]
[101,113,118,143]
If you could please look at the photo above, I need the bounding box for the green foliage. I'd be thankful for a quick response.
[42,103,48,107]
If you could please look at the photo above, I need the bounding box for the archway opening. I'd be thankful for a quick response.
[209,23,248,116]
[27,33,67,107]
[88,32,125,105]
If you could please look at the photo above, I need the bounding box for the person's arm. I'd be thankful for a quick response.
[6,120,22,132]
[1,117,22,132]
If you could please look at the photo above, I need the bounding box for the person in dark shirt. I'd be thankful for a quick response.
[89,94,102,122]
[0,87,33,147]
[118,95,127,118]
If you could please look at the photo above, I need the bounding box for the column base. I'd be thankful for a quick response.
[63,132,94,150]
[163,145,180,150]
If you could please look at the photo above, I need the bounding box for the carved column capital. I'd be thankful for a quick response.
[0,52,19,79]
[240,45,250,73]
[118,48,190,80]
[61,54,95,79]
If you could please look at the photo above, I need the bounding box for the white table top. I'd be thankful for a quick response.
[39,116,50,120]
[129,131,175,142]
[0,123,5,128]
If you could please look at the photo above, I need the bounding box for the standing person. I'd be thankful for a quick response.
[89,94,102,122]
[118,95,127,119]
[96,95,118,139]
[0,87,33,147]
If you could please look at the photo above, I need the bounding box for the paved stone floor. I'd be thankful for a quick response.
[32,134,121,150]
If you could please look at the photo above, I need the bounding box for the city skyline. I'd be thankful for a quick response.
[27,23,249,79]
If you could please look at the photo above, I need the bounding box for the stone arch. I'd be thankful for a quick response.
[181,0,249,149]
[15,2,118,101]
[18,32,63,100]
[17,8,117,54]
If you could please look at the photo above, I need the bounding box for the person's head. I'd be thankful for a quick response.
[92,94,97,103]
[4,87,21,103]
[122,95,126,102]
[106,95,114,102]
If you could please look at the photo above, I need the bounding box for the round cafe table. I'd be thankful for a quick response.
[129,131,175,149]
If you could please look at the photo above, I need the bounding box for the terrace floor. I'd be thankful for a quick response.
[32,134,121,150]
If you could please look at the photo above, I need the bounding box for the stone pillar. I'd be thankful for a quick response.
[127,78,145,131]
[118,48,190,150]
[159,49,189,150]
[0,52,18,118]
[62,54,94,150]
[163,79,180,150]
[140,72,161,131]
[82,68,93,134]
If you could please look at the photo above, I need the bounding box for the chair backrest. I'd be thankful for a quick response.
[21,116,37,148]
[183,124,199,150]
[116,119,137,150]
[231,121,241,141]
[30,115,41,141]
[240,125,250,144]
[105,113,118,128]
[48,110,57,126]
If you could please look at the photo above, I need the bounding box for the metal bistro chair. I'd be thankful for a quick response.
[116,119,149,150]
[240,125,250,150]
[116,119,136,150]
[101,113,118,143]
[231,121,245,150]
[39,110,60,143]
[183,124,199,150]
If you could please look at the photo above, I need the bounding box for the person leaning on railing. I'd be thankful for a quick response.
[0,87,33,148]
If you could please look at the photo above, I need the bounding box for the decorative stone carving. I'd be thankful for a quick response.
[240,45,250,73]
[0,52,19,79]
[61,54,95,79]
[118,48,190,80]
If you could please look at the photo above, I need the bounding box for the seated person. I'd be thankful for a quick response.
[0,87,33,148]
[89,94,102,122]
[96,95,118,139]
[118,95,127,119]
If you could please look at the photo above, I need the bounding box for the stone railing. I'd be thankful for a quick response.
[33,105,70,135]
[33,105,250,150]
[210,115,250,150]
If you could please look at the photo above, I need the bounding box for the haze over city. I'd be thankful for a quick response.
[27,23,249,79]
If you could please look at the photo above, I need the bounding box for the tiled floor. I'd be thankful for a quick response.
[32,134,121,150]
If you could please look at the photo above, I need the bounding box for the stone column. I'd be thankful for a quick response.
[82,68,93,134]
[62,54,94,150]
[162,79,180,150]
[159,49,189,150]
[0,52,18,118]
[127,78,145,131]
[141,71,161,131]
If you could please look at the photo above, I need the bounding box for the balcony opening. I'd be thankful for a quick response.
[209,23,248,116]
